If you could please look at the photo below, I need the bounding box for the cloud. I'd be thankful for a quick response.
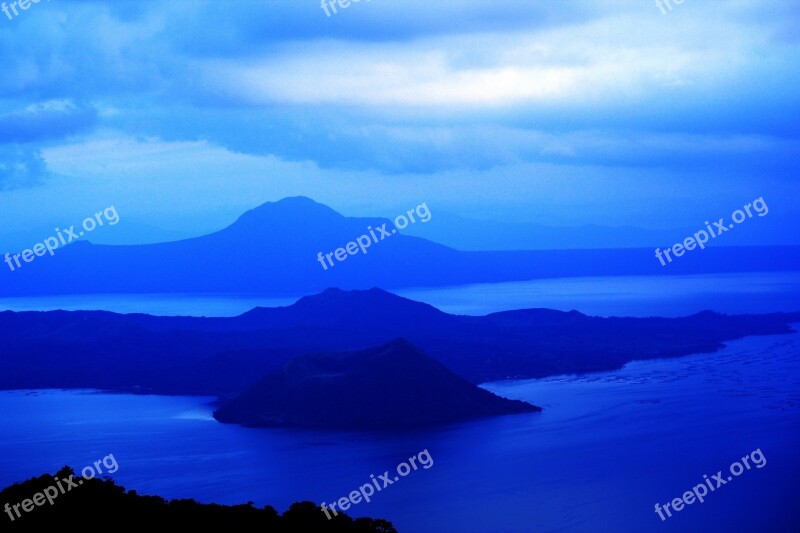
[202,34,670,109]
[198,7,797,111]
[0,100,97,143]
[0,145,48,190]
[0,100,97,189]
[0,0,798,238]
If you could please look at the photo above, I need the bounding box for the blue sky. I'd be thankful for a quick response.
[0,0,798,244]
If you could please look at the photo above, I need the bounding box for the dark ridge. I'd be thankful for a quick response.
[0,288,797,395]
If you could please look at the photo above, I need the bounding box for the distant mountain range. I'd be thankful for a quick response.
[6,205,796,254]
[401,211,800,250]
[0,197,797,297]
[1,288,797,396]
[214,339,539,429]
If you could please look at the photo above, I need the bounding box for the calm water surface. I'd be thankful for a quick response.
[0,272,797,317]
[1,273,798,531]
[1,329,798,532]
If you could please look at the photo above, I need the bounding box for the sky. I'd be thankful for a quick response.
[0,0,798,245]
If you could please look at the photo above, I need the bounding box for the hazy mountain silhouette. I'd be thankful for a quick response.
[0,288,797,395]
[0,197,797,296]
[214,339,539,429]
[401,211,800,250]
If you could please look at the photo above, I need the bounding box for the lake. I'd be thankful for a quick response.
[1,272,799,532]
[0,329,798,532]
[0,271,798,317]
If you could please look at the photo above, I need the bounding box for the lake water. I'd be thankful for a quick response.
[1,272,799,531]
[1,329,798,532]
[400,271,800,317]
[0,271,798,317]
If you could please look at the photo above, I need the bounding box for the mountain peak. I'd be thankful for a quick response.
[292,288,444,317]
[214,340,540,429]
[228,197,344,230]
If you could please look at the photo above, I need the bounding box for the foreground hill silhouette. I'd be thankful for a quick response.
[0,197,797,297]
[214,339,539,429]
[0,288,798,396]
[0,467,396,532]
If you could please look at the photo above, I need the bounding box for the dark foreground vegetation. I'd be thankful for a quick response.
[0,468,397,532]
